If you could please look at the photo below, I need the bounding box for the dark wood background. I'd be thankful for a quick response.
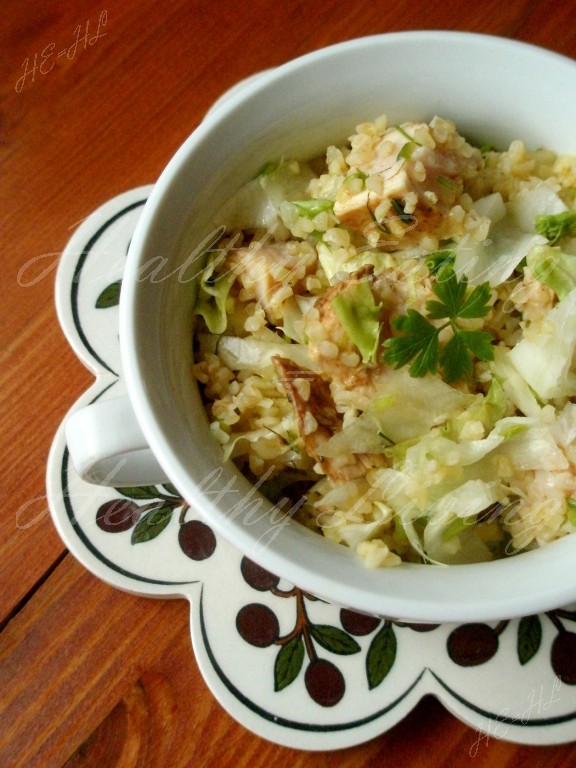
[2,1,576,765]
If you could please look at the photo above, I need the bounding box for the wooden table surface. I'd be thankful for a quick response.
[2,1,576,765]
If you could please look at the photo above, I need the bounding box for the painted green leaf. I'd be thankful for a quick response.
[367,622,397,689]
[161,482,181,497]
[517,615,542,665]
[96,280,122,308]
[131,504,174,544]
[310,625,361,655]
[274,635,305,692]
[119,486,163,501]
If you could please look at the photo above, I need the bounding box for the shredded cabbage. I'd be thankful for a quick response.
[527,244,576,300]
[200,334,314,371]
[217,160,316,231]
[331,278,381,364]
[193,253,237,334]
[508,287,576,400]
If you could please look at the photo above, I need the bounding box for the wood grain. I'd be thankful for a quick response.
[1,1,576,765]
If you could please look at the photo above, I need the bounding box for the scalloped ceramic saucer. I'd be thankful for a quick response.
[47,93,576,752]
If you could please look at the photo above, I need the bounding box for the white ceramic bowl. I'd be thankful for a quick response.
[118,31,576,623]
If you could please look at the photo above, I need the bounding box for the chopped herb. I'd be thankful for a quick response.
[567,497,576,526]
[367,202,390,234]
[535,211,576,245]
[265,426,298,449]
[390,198,415,224]
[292,199,334,217]
[346,171,368,181]
[382,267,494,383]
[479,142,497,155]
[397,141,418,161]
[436,175,456,190]
[425,250,456,275]
[254,160,279,178]
[500,424,528,440]
[477,501,506,524]
[395,125,422,145]
[377,431,395,445]
[443,515,476,541]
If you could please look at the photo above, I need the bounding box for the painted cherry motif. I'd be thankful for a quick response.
[178,519,217,561]
[548,610,576,684]
[304,659,345,707]
[447,622,506,666]
[340,608,380,636]
[236,557,360,706]
[96,498,141,532]
[95,484,217,560]
[236,603,280,648]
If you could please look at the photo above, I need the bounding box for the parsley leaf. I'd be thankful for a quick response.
[535,211,576,245]
[383,268,494,383]
[440,332,471,382]
[454,281,493,319]
[386,309,440,377]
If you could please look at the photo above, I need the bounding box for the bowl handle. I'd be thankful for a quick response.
[64,396,171,486]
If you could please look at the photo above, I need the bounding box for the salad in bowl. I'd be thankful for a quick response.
[192,112,576,568]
